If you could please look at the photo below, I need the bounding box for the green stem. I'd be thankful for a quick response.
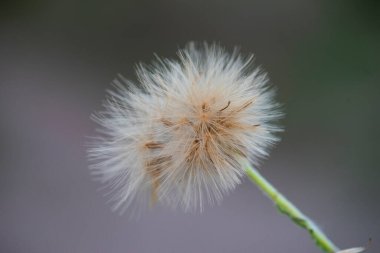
[244,162,339,253]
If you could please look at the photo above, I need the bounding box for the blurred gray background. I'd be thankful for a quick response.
[0,0,379,252]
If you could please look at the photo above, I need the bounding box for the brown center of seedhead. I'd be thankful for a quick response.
[144,98,259,203]
[188,99,258,165]
[161,99,259,163]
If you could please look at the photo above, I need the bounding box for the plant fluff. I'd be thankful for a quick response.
[88,43,282,213]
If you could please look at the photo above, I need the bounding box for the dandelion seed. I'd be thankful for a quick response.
[336,247,366,253]
[88,42,282,212]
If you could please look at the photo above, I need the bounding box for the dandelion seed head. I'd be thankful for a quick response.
[88,42,282,213]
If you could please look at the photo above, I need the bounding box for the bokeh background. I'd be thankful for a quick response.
[1,0,379,252]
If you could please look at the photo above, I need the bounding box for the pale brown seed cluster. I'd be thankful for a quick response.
[142,98,259,203]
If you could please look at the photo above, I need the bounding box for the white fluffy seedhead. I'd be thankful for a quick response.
[88,42,282,213]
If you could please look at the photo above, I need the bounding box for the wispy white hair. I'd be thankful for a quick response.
[88,42,282,213]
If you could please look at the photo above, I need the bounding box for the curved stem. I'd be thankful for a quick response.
[244,162,339,253]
